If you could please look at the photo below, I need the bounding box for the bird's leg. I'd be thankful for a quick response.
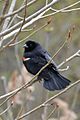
[37,75,43,83]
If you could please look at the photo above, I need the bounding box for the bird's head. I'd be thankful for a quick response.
[23,40,39,52]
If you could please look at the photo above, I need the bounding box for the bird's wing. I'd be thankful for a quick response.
[44,51,57,67]
[32,49,58,71]
[31,53,47,66]
[40,49,58,71]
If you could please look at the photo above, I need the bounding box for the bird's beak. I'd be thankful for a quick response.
[23,44,28,48]
[22,57,30,61]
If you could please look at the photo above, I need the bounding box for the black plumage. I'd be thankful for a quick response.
[22,40,71,91]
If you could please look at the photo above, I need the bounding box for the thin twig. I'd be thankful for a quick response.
[0,0,58,38]
[71,85,80,110]
[46,0,48,6]
[0,20,51,51]
[1,0,17,31]
[41,1,80,18]
[46,106,57,120]
[0,78,37,107]
[16,106,23,120]
[15,79,80,120]
[1,0,9,15]
[0,101,13,116]
[58,66,69,72]
[9,20,51,46]
[1,76,13,120]
[0,0,27,52]
[60,7,80,12]
[48,7,80,16]
[0,0,9,25]
[1,0,80,40]
[0,0,17,47]
[46,103,58,120]
[7,14,18,29]
[57,50,80,68]
[0,0,36,20]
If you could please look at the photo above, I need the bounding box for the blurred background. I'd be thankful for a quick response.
[0,0,80,120]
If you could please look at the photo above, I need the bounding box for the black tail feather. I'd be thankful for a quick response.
[43,71,71,91]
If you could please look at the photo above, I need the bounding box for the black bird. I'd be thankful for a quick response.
[22,40,71,91]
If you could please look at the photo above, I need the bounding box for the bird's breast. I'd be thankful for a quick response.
[23,58,42,75]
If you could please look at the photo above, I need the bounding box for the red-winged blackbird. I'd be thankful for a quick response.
[22,40,71,91]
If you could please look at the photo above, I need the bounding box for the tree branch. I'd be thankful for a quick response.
[0,0,36,20]
[0,101,13,116]
[0,0,59,38]
[1,0,80,41]
[0,0,27,52]
[41,1,80,18]
[15,79,80,120]
[57,50,80,68]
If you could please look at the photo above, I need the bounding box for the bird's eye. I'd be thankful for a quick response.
[29,44,32,47]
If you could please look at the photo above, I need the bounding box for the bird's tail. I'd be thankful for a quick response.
[43,70,71,91]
